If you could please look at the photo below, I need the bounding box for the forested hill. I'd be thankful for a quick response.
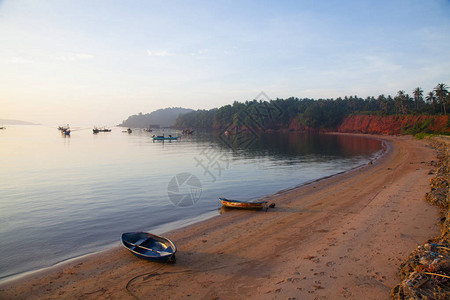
[118,107,193,128]
[174,84,450,134]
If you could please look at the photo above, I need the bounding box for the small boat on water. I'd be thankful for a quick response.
[219,197,268,209]
[58,125,67,131]
[0,126,5,130]
[93,127,112,134]
[58,125,70,136]
[152,135,180,141]
[121,232,177,262]
[122,128,133,133]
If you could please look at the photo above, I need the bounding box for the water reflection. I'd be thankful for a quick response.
[193,131,382,162]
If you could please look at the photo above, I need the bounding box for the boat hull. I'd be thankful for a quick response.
[121,232,177,262]
[219,197,267,209]
[93,128,111,133]
[152,136,180,141]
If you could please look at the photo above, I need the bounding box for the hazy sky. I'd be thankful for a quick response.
[1,0,449,125]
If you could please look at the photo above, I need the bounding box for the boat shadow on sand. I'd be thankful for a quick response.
[218,204,323,215]
[124,251,272,297]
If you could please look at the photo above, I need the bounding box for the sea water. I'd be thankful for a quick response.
[0,126,383,280]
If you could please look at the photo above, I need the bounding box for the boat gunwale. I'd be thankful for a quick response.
[218,197,268,205]
[121,232,177,261]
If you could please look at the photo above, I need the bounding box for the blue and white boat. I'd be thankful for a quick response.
[152,135,180,141]
[121,232,177,262]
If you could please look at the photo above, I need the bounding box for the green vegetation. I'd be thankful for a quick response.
[175,83,449,132]
[403,118,435,135]
[413,132,435,140]
[119,107,194,128]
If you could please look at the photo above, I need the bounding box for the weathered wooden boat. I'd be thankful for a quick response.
[152,135,180,141]
[219,197,268,209]
[121,232,177,262]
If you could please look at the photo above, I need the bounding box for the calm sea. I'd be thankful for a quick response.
[0,126,384,280]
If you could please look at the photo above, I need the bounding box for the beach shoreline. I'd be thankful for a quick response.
[0,134,441,299]
[0,132,386,284]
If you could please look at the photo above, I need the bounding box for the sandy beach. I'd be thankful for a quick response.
[0,135,441,300]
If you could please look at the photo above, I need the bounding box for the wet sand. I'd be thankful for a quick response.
[0,135,441,299]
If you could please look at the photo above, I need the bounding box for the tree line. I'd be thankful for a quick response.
[175,83,449,130]
[119,107,193,128]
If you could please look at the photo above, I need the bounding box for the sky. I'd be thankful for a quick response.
[0,0,449,126]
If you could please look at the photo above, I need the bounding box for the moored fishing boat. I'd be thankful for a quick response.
[58,124,70,136]
[121,232,177,262]
[152,135,180,141]
[93,127,112,134]
[219,197,268,209]
[58,125,70,132]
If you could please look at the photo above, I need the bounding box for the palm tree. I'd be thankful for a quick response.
[377,94,388,114]
[395,90,408,114]
[426,91,437,113]
[413,87,423,111]
[434,83,448,114]
[425,91,435,104]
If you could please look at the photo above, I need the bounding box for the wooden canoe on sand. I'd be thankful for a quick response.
[219,197,268,209]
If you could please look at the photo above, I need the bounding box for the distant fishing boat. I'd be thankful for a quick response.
[121,232,177,262]
[93,127,112,134]
[219,197,268,209]
[0,126,5,130]
[58,125,70,132]
[152,135,180,141]
[58,124,70,136]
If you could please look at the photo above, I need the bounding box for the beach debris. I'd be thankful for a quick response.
[392,138,450,299]
[391,241,450,299]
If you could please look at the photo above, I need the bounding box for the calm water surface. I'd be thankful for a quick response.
[0,126,384,280]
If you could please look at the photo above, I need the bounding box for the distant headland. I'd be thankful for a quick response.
[0,119,40,125]
[118,107,194,128]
